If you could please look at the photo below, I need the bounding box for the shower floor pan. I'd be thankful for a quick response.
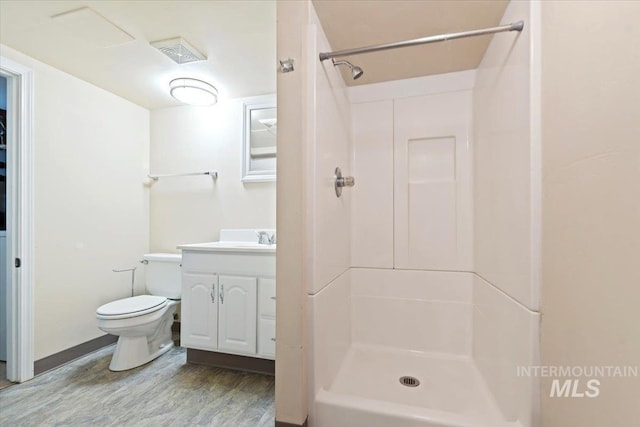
[315,344,519,427]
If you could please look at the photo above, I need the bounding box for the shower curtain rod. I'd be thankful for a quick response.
[319,21,524,61]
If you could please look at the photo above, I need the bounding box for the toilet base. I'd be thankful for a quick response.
[106,301,178,371]
[109,336,174,371]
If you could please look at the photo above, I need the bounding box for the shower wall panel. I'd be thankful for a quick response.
[307,270,352,396]
[350,100,393,268]
[351,268,472,355]
[472,1,540,426]
[306,5,354,424]
[350,77,474,272]
[473,274,539,427]
[393,93,473,271]
[306,8,352,295]
[473,0,538,311]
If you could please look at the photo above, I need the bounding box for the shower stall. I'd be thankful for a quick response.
[282,1,541,426]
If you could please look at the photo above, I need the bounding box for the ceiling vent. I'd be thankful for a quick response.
[51,7,134,48]
[151,37,206,64]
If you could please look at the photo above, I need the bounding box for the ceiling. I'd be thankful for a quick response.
[0,1,510,109]
[0,1,276,110]
[312,0,510,86]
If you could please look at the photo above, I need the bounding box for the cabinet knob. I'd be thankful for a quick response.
[270,338,276,342]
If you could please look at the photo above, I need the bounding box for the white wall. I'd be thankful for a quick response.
[472,1,540,426]
[540,1,640,426]
[149,98,276,252]
[275,1,312,423]
[0,45,150,360]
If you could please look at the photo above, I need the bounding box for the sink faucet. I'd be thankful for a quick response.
[257,231,276,245]
[257,231,271,245]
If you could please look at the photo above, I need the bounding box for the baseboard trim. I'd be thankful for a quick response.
[275,418,308,427]
[187,348,275,376]
[34,334,117,376]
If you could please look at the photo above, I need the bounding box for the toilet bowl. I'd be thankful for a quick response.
[96,253,181,371]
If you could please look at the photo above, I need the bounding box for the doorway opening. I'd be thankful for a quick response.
[0,55,35,385]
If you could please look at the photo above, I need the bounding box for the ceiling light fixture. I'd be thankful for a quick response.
[169,78,218,106]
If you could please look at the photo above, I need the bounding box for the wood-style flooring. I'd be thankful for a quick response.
[0,361,13,391]
[0,343,274,426]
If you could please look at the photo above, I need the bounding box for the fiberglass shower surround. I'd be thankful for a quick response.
[308,6,537,427]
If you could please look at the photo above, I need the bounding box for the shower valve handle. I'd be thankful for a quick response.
[335,167,355,197]
[337,176,355,187]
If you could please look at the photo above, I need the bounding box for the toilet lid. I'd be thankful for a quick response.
[97,295,168,318]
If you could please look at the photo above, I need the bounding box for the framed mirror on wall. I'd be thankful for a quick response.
[242,95,276,182]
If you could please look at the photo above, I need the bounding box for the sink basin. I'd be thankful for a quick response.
[224,242,271,247]
[178,229,276,254]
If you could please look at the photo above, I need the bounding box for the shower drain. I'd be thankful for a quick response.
[399,376,420,387]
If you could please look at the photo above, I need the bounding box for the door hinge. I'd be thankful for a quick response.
[15,258,21,268]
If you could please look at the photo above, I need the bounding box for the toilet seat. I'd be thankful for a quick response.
[97,295,168,320]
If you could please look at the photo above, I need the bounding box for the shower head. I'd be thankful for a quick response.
[332,59,364,80]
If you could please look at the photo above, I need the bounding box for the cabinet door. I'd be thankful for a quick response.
[257,277,276,359]
[258,318,276,359]
[258,277,276,319]
[218,275,257,355]
[181,272,218,350]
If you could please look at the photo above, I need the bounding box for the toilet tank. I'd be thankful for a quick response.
[143,253,182,299]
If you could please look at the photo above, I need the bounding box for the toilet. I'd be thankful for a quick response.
[96,253,181,371]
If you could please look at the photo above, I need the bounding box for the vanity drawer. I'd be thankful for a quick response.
[181,250,275,277]
[258,318,276,358]
[258,277,276,318]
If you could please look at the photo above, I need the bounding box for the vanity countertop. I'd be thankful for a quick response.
[177,241,276,254]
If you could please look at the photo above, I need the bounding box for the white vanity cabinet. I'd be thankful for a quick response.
[179,235,276,361]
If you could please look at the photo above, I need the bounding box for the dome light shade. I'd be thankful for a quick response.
[169,78,218,106]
